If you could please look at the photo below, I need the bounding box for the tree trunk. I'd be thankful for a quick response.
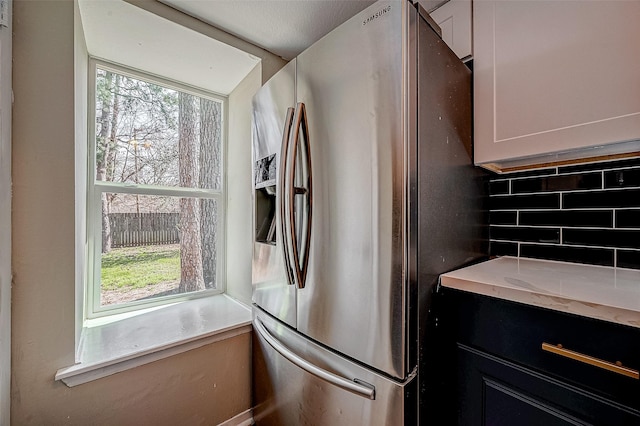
[178,93,205,292]
[199,98,221,289]
[96,71,115,253]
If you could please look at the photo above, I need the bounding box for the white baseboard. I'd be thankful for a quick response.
[217,408,253,426]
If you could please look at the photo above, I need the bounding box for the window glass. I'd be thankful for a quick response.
[99,194,219,307]
[90,63,224,316]
[95,68,222,190]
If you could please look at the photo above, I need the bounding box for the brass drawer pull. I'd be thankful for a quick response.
[542,342,639,380]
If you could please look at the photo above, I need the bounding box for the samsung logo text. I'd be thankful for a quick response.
[362,5,391,26]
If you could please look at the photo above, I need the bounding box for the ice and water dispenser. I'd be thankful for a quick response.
[254,153,277,245]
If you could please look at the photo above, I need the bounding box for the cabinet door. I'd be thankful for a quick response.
[429,0,472,60]
[474,0,640,170]
[458,344,640,426]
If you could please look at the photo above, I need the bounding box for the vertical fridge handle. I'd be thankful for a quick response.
[288,102,313,289]
[279,107,296,286]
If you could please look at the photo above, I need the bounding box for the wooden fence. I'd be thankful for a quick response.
[109,212,180,248]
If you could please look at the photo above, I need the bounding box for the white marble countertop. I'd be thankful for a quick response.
[440,256,640,329]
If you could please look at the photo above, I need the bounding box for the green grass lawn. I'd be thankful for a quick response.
[101,244,180,291]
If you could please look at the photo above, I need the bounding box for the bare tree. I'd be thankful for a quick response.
[95,71,120,253]
[97,71,181,217]
[199,98,221,289]
[95,68,223,295]
[178,93,205,292]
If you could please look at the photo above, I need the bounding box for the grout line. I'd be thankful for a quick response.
[537,164,640,176]
[490,224,638,231]
[491,186,640,197]
[489,240,565,247]
[489,239,640,252]
[490,207,640,212]
[499,168,612,181]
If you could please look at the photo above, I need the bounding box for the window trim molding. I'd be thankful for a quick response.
[85,57,229,319]
[58,295,252,387]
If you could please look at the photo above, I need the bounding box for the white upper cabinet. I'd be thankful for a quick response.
[473,0,640,172]
[429,0,472,60]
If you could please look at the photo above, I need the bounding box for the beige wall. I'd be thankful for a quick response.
[12,1,252,424]
[0,0,12,424]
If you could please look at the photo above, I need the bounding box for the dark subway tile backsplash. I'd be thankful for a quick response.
[563,229,640,249]
[616,209,640,228]
[511,173,601,194]
[491,226,560,244]
[489,180,509,195]
[490,211,517,225]
[490,193,560,210]
[617,250,640,270]
[519,210,613,228]
[559,157,640,174]
[604,168,640,189]
[563,189,640,209]
[489,158,640,270]
[490,241,518,257]
[519,244,614,267]
[498,167,557,179]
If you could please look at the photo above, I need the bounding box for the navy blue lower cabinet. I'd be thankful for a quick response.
[434,288,640,425]
[458,344,639,425]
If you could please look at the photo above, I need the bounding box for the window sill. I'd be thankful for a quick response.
[55,294,252,387]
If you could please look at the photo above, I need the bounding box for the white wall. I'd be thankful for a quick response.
[226,65,262,305]
[124,0,286,84]
[74,0,88,354]
[0,1,12,423]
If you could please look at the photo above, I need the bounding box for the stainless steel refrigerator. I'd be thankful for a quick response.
[251,1,487,424]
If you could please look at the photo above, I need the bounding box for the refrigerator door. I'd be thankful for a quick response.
[252,60,297,328]
[295,1,413,379]
[253,307,417,425]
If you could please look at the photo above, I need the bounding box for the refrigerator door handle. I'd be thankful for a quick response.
[288,102,313,289]
[279,107,296,286]
[254,318,376,400]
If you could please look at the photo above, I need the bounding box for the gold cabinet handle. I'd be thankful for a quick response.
[542,342,639,380]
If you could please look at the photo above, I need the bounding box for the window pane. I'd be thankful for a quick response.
[95,68,222,190]
[100,193,219,307]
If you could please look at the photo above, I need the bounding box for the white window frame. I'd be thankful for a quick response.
[86,58,228,319]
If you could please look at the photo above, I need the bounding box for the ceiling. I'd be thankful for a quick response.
[79,1,443,94]
[79,0,261,95]
[159,0,377,60]
[78,0,378,95]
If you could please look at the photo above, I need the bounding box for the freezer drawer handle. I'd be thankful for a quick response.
[542,342,639,380]
[255,319,376,400]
